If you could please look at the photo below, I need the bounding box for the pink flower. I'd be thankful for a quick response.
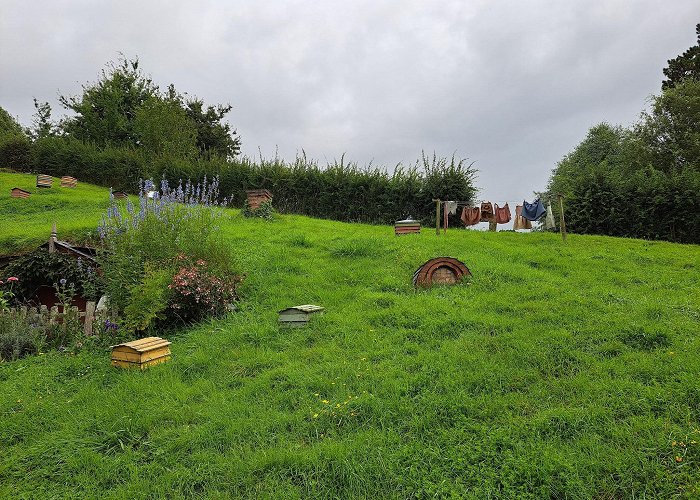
[7,277,18,282]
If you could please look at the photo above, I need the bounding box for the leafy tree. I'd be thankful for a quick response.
[662,23,700,90]
[185,99,241,159]
[59,56,158,146]
[638,78,700,172]
[0,106,25,137]
[57,57,241,159]
[134,96,198,159]
[29,98,58,140]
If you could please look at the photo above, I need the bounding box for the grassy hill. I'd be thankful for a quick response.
[1,173,699,497]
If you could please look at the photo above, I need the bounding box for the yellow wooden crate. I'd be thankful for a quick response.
[111,337,171,370]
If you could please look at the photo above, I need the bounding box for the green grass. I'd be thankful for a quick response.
[1,173,700,497]
[0,171,112,253]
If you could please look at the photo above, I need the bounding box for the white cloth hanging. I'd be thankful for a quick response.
[545,204,556,229]
[445,201,458,215]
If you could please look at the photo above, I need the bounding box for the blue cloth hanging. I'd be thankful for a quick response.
[521,198,546,221]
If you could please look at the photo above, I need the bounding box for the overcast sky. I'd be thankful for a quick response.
[1,1,698,202]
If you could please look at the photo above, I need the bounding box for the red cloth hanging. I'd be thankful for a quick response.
[461,206,481,226]
[494,203,511,224]
[479,202,494,222]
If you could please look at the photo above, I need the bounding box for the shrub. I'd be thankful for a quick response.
[0,134,32,171]
[99,177,241,331]
[3,251,104,304]
[0,314,37,361]
[169,257,241,323]
[242,199,274,220]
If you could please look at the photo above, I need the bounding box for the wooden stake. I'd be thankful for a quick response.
[433,199,441,236]
[443,203,448,235]
[557,194,567,242]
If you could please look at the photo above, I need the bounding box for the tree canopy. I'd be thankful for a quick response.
[662,23,700,90]
[57,56,240,159]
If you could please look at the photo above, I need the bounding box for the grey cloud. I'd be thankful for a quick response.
[1,0,697,202]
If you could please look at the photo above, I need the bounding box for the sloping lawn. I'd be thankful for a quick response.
[1,173,699,497]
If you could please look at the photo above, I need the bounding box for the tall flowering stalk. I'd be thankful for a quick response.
[99,176,228,241]
[97,176,238,329]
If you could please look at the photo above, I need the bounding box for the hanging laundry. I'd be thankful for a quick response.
[545,204,556,229]
[461,206,481,226]
[513,205,532,230]
[480,202,494,222]
[445,201,458,215]
[521,198,546,221]
[494,203,511,224]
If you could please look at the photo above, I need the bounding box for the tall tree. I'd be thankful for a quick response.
[29,98,57,140]
[0,106,25,137]
[59,56,158,146]
[185,99,241,159]
[662,23,700,90]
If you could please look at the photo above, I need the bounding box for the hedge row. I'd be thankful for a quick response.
[3,136,478,225]
[563,165,700,244]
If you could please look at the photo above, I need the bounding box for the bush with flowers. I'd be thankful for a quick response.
[0,276,19,312]
[169,256,242,323]
[99,176,242,332]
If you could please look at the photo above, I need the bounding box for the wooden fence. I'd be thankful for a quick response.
[3,301,115,335]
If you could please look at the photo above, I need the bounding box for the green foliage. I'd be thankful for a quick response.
[99,179,238,332]
[133,96,198,159]
[59,56,158,146]
[0,314,37,361]
[242,199,274,220]
[184,98,241,159]
[123,266,171,332]
[0,134,31,171]
[0,107,25,138]
[662,23,700,90]
[2,250,102,303]
[55,56,240,162]
[546,101,700,244]
[638,78,700,172]
[28,99,57,140]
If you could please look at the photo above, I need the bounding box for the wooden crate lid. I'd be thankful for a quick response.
[246,189,272,198]
[395,218,419,224]
[11,187,30,194]
[279,304,325,314]
[112,336,171,353]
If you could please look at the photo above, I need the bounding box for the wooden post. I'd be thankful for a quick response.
[84,301,96,335]
[49,222,57,253]
[443,203,448,235]
[488,219,497,232]
[433,199,441,236]
[557,194,567,242]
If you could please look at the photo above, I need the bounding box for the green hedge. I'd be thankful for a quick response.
[16,137,478,225]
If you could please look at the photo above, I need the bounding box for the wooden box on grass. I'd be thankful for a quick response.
[111,337,171,370]
[10,187,30,198]
[246,189,273,210]
[395,218,421,235]
[60,176,77,188]
[278,304,325,328]
[36,174,53,188]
